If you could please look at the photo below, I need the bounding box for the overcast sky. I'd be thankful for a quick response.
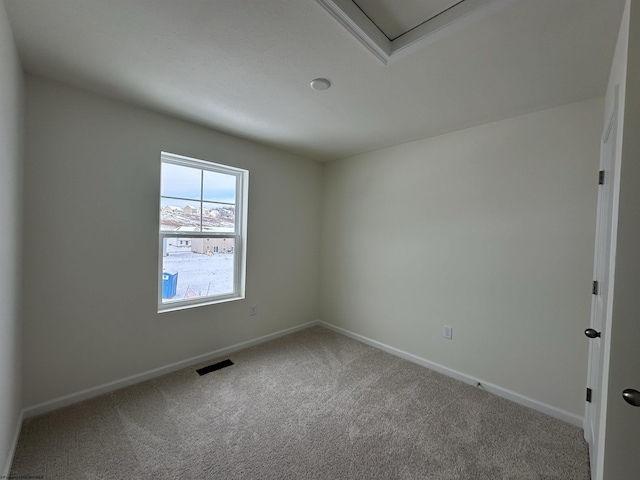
[161,163,236,204]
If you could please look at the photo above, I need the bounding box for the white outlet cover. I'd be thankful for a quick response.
[443,326,453,340]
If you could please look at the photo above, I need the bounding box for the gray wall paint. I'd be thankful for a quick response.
[321,99,603,417]
[17,71,605,423]
[0,0,23,474]
[22,76,322,407]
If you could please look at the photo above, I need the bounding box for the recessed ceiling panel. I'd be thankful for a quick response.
[354,0,462,39]
[317,0,521,64]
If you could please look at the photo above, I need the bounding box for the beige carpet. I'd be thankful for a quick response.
[11,326,590,479]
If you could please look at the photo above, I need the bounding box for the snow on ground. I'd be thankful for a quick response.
[160,208,234,232]
[162,248,234,302]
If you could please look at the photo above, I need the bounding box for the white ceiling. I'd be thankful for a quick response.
[4,0,625,161]
[354,0,462,39]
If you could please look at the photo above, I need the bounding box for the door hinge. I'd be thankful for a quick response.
[586,388,593,403]
[592,281,599,295]
[599,170,605,185]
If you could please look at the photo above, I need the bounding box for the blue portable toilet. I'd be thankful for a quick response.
[162,272,178,298]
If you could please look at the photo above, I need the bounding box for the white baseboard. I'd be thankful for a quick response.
[318,321,583,428]
[22,319,582,429]
[23,321,320,419]
[3,408,24,478]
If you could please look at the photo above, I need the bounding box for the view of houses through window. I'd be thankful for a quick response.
[159,153,247,310]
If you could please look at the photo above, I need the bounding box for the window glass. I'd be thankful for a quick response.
[203,170,236,203]
[160,198,202,232]
[162,237,235,302]
[202,202,235,232]
[161,163,201,199]
[159,152,247,312]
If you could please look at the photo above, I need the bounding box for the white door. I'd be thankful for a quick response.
[585,96,618,478]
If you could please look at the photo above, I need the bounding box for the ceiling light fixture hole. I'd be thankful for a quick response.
[310,78,331,91]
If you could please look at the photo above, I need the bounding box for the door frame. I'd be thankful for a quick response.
[584,87,621,479]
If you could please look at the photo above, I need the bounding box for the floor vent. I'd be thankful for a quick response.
[197,359,234,376]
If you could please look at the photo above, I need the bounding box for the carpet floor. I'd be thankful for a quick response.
[11,326,590,479]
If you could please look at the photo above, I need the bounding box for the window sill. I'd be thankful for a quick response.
[158,293,245,314]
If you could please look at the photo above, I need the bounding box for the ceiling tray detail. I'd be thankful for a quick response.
[316,0,518,64]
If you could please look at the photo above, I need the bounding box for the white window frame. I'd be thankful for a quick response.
[158,152,248,313]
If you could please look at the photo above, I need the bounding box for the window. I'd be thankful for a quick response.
[159,152,248,312]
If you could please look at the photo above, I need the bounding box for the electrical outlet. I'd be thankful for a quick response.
[250,306,257,316]
[443,325,453,340]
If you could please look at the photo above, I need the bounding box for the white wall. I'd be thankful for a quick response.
[16,52,605,428]
[22,76,322,407]
[0,0,23,474]
[321,98,603,418]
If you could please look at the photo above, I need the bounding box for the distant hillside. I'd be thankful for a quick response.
[161,206,235,231]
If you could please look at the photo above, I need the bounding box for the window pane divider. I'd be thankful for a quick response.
[160,232,238,239]
[159,151,247,313]
[161,195,236,207]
